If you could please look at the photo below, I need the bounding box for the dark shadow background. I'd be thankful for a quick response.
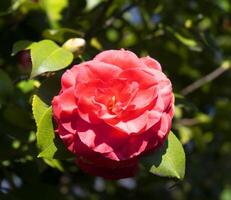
[0,0,231,199]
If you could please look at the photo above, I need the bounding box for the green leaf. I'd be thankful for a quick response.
[17,80,39,93]
[174,33,202,51]
[43,28,83,43]
[166,27,202,51]
[149,132,186,180]
[36,107,54,153]
[36,107,73,159]
[32,95,74,159]
[32,95,49,125]
[30,40,73,78]
[43,158,64,171]
[0,69,13,104]
[40,0,68,28]
[11,40,34,56]
[174,33,197,47]
[86,0,102,11]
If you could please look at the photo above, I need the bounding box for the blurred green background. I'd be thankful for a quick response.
[0,0,231,199]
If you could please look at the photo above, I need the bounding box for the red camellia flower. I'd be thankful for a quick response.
[52,49,174,179]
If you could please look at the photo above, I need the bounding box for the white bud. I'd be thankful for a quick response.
[62,38,86,56]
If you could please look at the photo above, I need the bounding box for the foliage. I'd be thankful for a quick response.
[0,0,231,199]
[149,132,185,180]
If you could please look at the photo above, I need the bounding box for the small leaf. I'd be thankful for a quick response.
[43,158,64,171]
[32,95,49,126]
[30,40,73,78]
[90,38,103,50]
[149,131,186,180]
[17,80,39,94]
[174,33,202,51]
[174,33,197,47]
[166,27,202,51]
[36,107,55,152]
[32,96,74,159]
[11,40,34,56]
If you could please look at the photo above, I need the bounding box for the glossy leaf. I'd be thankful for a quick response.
[150,131,186,180]
[30,40,73,78]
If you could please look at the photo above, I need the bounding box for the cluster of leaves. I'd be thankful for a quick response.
[0,0,231,200]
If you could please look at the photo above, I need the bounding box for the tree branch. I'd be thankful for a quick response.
[181,61,231,96]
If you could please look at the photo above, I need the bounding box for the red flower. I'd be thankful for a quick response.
[52,49,174,179]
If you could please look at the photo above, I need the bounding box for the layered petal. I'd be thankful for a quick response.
[94,49,145,70]
[52,49,174,179]
[52,87,77,120]
[140,56,162,71]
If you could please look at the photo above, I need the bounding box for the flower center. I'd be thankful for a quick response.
[107,96,116,112]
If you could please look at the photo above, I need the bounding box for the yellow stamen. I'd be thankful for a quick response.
[108,96,116,111]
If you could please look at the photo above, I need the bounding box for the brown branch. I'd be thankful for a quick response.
[181,61,231,96]
[175,118,200,126]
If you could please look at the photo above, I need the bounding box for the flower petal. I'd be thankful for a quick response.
[140,56,162,71]
[94,49,145,70]
[52,87,76,119]
[75,60,122,84]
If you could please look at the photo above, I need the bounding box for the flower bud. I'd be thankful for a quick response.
[17,50,32,74]
[62,38,86,57]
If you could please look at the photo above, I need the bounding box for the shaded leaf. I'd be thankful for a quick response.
[37,73,62,105]
[3,104,33,129]
[0,69,13,104]
[11,40,34,56]
[44,158,64,171]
